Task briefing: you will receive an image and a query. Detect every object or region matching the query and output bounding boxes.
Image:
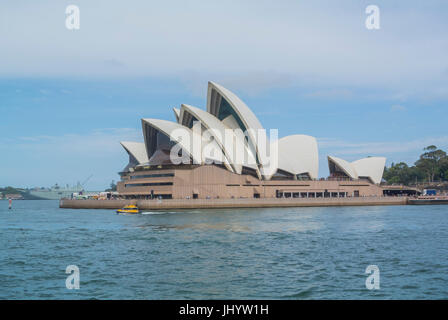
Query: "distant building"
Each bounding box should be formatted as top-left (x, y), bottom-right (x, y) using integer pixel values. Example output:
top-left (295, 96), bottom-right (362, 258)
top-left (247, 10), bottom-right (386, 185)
top-left (117, 82), bottom-right (387, 200)
top-left (5, 194), bottom-right (23, 200)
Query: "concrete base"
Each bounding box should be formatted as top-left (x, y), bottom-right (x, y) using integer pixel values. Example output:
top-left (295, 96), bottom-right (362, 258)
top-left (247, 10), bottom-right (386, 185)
top-left (60, 196), bottom-right (408, 210)
top-left (408, 199), bottom-right (448, 205)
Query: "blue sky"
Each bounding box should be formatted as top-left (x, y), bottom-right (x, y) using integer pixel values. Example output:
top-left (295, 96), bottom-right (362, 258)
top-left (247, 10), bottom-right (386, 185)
top-left (1, 1), bottom-right (448, 190)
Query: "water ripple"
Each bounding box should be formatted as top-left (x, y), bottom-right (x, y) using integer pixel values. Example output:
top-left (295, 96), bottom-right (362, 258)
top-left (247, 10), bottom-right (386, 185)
top-left (0, 200), bottom-right (447, 299)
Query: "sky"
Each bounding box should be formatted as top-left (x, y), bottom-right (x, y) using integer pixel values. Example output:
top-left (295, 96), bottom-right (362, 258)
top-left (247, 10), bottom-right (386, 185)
top-left (1, 0), bottom-right (448, 190)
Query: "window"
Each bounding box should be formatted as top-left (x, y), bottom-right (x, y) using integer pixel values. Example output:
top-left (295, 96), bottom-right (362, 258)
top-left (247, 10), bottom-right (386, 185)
top-left (296, 173), bottom-right (311, 181)
top-left (153, 194), bottom-right (172, 199)
top-left (130, 173), bottom-right (174, 179)
top-left (125, 182), bottom-right (173, 187)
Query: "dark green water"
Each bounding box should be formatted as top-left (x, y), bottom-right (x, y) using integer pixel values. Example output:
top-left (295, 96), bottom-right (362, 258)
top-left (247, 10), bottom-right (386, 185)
top-left (0, 200), bottom-right (447, 299)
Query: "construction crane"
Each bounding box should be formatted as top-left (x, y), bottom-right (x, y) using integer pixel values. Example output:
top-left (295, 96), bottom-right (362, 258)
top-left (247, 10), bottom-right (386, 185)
top-left (81, 175), bottom-right (93, 188)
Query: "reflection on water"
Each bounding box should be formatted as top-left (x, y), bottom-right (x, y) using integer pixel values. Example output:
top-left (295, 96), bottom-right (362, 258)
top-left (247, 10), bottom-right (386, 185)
top-left (137, 207), bottom-right (325, 233)
top-left (137, 223), bottom-right (251, 232)
top-left (1, 200), bottom-right (448, 299)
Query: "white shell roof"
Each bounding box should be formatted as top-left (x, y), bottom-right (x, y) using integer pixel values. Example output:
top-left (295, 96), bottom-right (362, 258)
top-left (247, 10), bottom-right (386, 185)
top-left (207, 81), bottom-right (264, 131)
top-left (352, 157), bottom-right (386, 185)
top-left (328, 156), bottom-right (359, 179)
top-left (141, 118), bottom-right (231, 168)
top-left (328, 155), bottom-right (386, 184)
top-left (277, 135), bottom-right (319, 180)
top-left (206, 81), bottom-right (271, 178)
top-left (120, 141), bottom-right (149, 164)
top-left (172, 107), bottom-right (180, 123)
top-left (179, 104), bottom-right (259, 175)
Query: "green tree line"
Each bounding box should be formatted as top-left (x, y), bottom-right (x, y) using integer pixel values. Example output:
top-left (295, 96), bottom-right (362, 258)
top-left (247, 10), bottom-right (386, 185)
top-left (0, 186), bottom-right (45, 200)
top-left (384, 145), bottom-right (448, 185)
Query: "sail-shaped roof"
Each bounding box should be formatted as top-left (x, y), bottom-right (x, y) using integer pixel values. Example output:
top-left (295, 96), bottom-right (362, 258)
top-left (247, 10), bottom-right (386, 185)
top-left (206, 81), bottom-right (273, 178)
top-left (328, 156), bottom-right (386, 184)
top-left (277, 135), bottom-right (319, 180)
top-left (141, 118), bottom-right (232, 170)
top-left (179, 104), bottom-right (259, 175)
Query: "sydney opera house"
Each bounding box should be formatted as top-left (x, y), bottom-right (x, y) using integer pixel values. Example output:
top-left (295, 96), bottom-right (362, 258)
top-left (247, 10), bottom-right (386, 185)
top-left (117, 82), bottom-right (387, 200)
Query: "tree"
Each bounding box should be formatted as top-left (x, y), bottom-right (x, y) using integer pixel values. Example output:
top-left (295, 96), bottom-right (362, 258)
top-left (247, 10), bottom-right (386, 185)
top-left (444, 169), bottom-right (448, 181)
top-left (383, 162), bottom-right (413, 185)
top-left (105, 180), bottom-right (117, 192)
top-left (408, 166), bottom-right (425, 184)
top-left (439, 157), bottom-right (448, 181)
top-left (383, 146), bottom-right (448, 185)
top-left (415, 145), bottom-right (447, 182)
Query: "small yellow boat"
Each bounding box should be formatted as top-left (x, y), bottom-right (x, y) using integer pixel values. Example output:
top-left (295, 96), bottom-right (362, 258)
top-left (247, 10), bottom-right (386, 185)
top-left (116, 205), bottom-right (139, 214)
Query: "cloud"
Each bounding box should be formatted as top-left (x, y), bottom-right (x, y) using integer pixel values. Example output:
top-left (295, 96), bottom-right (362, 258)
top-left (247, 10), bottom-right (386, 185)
top-left (0, 1), bottom-right (447, 98)
top-left (305, 89), bottom-right (353, 99)
top-left (390, 104), bottom-right (406, 112)
top-left (11, 128), bottom-right (142, 156)
top-left (317, 136), bottom-right (448, 158)
top-left (103, 58), bottom-right (126, 68)
top-left (178, 71), bottom-right (295, 97)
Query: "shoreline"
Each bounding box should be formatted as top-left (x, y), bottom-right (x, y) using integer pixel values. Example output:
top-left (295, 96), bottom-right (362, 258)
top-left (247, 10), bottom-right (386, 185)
top-left (59, 196), bottom-right (409, 210)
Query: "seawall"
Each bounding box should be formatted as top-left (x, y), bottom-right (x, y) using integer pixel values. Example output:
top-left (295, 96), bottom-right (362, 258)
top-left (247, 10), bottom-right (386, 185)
top-left (59, 196), bottom-right (408, 210)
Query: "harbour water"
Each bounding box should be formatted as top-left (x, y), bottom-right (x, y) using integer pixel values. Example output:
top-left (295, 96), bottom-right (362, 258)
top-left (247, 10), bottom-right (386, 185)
top-left (1, 200), bottom-right (447, 299)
